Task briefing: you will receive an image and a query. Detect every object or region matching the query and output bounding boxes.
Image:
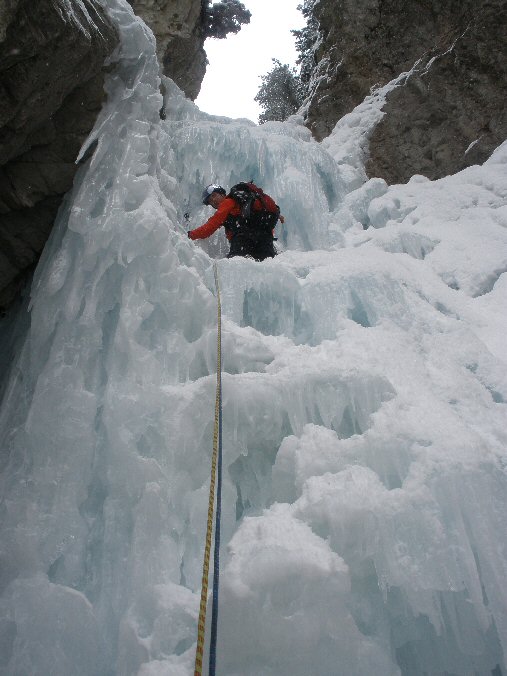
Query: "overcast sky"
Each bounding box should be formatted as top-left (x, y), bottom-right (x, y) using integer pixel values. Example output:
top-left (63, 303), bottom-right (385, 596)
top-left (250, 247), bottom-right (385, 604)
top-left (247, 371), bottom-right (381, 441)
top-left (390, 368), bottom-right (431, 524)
top-left (195, 0), bottom-right (305, 123)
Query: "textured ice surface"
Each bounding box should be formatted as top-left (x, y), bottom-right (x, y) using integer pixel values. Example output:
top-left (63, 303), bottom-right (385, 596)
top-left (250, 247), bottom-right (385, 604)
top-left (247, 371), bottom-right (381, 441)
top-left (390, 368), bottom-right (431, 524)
top-left (0, 1), bottom-right (507, 675)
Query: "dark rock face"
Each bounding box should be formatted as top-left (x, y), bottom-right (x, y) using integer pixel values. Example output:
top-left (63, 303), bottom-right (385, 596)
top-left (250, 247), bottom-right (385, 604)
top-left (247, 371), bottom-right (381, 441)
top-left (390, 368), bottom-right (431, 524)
top-left (304, 0), bottom-right (507, 183)
top-left (162, 32), bottom-right (206, 101)
top-left (0, 0), bottom-right (118, 312)
top-left (0, 0), bottom-right (207, 313)
top-left (128, 0), bottom-right (206, 100)
top-left (366, 4), bottom-right (507, 182)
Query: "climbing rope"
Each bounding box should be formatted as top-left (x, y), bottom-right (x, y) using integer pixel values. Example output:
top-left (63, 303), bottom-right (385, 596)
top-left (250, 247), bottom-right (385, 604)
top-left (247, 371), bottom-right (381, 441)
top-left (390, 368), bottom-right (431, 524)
top-left (194, 261), bottom-right (223, 676)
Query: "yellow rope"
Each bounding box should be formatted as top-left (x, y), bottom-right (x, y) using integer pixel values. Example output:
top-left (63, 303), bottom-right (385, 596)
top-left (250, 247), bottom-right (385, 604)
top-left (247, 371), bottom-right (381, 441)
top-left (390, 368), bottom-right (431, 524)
top-left (194, 261), bottom-right (222, 676)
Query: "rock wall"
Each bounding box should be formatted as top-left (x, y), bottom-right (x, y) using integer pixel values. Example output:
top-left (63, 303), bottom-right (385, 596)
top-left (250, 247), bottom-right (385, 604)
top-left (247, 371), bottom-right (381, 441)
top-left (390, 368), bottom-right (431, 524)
top-left (0, 0), bottom-right (210, 313)
top-left (366, 3), bottom-right (507, 183)
top-left (0, 0), bottom-right (119, 312)
top-left (128, 0), bottom-right (206, 100)
top-left (304, 0), bottom-right (507, 183)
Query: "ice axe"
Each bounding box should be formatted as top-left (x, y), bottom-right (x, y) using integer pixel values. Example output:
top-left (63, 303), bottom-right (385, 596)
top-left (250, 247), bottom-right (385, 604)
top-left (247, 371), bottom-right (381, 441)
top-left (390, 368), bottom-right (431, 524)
top-left (182, 196), bottom-right (192, 237)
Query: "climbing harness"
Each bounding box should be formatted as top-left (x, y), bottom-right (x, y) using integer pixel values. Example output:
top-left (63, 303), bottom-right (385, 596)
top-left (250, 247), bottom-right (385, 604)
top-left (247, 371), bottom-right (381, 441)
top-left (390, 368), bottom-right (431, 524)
top-left (194, 261), bottom-right (223, 676)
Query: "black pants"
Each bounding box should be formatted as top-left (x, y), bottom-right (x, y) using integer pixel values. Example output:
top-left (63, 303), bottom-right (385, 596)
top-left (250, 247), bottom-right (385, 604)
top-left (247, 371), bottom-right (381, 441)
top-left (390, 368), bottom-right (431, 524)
top-left (227, 232), bottom-right (277, 261)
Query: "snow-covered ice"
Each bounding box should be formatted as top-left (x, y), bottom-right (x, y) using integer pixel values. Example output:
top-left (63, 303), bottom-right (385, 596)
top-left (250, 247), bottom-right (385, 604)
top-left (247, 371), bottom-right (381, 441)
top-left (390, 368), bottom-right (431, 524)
top-left (0, 1), bottom-right (506, 675)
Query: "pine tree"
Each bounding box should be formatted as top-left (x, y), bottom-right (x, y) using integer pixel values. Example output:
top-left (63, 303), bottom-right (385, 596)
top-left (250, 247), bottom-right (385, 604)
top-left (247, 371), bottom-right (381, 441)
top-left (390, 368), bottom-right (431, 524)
top-left (255, 59), bottom-right (305, 123)
top-left (202, 1), bottom-right (251, 40)
top-left (255, 1), bottom-right (319, 123)
top-left (292, 0), bottom-right (319, 87)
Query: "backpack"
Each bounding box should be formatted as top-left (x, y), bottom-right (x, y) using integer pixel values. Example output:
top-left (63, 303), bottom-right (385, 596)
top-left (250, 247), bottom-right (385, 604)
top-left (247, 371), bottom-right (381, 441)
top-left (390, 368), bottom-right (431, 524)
top-left (227, 182), bottom-right (280, 235)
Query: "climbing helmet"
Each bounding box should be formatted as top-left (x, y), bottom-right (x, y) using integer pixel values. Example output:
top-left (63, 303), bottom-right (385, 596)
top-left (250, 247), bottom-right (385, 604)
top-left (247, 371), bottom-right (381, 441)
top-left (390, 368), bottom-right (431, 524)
top-left (202, 184), bottom-right (226, 205)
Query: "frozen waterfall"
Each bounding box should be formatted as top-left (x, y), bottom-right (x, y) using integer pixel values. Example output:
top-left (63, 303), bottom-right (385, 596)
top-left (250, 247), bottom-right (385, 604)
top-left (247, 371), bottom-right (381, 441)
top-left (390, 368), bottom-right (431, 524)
top-left (1, 1), bottom-right (507, 675)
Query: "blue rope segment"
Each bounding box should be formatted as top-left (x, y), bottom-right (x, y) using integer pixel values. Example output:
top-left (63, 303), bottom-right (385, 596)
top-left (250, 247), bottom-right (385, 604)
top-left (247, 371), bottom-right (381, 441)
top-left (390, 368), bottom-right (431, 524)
top-left (209, 262), bottom-right (223, 676)
top-left (209, 377), bottom-right (222, 675)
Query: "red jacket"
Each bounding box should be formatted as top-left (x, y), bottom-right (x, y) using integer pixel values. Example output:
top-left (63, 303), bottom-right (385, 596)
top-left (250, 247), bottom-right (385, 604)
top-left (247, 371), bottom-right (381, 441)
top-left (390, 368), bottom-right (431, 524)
top-left (189, 195), bottom-right (280, 241)
top-left (188, 197), bottom-right (240, 241)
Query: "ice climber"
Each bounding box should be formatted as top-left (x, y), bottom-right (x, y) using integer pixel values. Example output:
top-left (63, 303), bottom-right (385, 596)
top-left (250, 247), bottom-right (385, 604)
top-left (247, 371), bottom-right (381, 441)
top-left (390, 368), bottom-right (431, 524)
top-left (187, 182), bottom-right (284, 261)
